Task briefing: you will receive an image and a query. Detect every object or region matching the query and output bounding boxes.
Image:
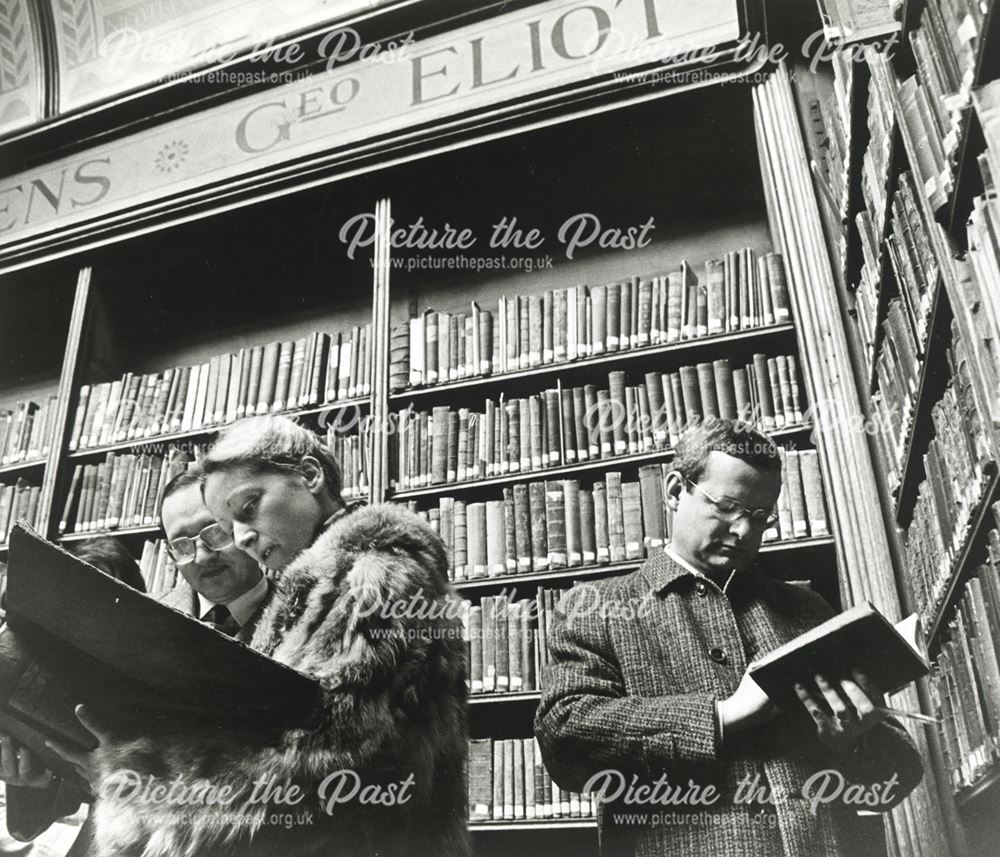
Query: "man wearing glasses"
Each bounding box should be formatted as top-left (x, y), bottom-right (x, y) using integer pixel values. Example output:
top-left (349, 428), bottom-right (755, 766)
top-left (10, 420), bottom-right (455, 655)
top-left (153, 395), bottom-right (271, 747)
top-left (159, 469), bottom-right (273, 641)
top-left (0, 469), bottom-right (273, 853)
top-left (535, 419), bottom-right (922, 857)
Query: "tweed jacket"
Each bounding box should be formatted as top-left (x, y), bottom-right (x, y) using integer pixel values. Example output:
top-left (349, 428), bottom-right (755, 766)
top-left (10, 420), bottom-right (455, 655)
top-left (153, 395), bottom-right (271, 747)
top-left (534, 551), bottom-right (923, 857)
top-left (90, 504), bottom-right (471, 857)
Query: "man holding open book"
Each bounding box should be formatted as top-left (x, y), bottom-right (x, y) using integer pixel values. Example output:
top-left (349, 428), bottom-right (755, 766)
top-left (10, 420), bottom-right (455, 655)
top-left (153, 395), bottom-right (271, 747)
top-left (535, 419), bottom-right (923, 857)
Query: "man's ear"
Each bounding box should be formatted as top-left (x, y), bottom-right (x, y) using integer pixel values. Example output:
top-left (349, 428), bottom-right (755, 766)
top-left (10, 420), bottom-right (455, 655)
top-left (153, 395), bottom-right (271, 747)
top-left (298, 456), bottom-right (326, 494)
top-left (664, 470), bottom-right (684, 512)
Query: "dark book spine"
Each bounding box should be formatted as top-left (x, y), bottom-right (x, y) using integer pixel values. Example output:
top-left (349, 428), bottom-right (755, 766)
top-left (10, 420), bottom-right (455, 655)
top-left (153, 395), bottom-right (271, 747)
top-left (513, 483), bottom-right (533, 572)
top-left (545, 481), bottom-right (567, 568)
top-left (713, 358), bottom-right (737, 420)
top-left (608, 372), bottom-right (628, 455)
top-left (528, 481), bottom-right (549, 571)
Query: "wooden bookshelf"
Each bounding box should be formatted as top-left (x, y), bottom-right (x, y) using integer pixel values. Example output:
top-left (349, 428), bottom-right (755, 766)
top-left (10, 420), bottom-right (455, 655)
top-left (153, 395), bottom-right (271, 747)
top-left (863, 127), bottom-right (906, 398)
top-left (0, 459), bottom-right (45, 477)
top-left (943, 0), bottom-right (1000, 239)
top-left (892, 284), bottom-right (951, 525)
top-left (469, 819), bottom-right (597, 832)
top-left (58, 524), bottom-right (161, 544)
top-left (469, 691), bottom-right (542, 706)
top-left (925, 464), bottom-right (1000, 649)
top-left (65, 398), bottom-right (371, 461)
top-left (391, 424), bottom-right (815, 501)
top-left (391, 324), bottom-right (797, 403)
top-left (453, 536), bottom-right (836, 595)
top-left (957, 765), bottom-right (1000, 811)
top-left (814, 8), bottom-right (1000, 852)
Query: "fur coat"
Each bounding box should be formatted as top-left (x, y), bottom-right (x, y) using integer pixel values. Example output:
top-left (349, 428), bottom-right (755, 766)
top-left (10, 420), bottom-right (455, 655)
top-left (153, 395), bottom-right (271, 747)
top-left (91, 504), bottom-right (470, 857)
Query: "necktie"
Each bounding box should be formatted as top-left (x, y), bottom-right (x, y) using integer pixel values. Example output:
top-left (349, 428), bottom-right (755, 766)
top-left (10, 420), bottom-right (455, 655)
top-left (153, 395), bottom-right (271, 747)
top-left (203, 604), bottom-right (240, 637)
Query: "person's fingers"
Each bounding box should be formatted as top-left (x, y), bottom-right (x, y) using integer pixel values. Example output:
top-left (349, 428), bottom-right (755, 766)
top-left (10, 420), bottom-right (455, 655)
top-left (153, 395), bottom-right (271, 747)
top-left (43, 738), bottom-right (85, 768)
top-left (75, 705), bottom-right (113, 746)
top-left (839, 677), bottom-right (876, 719)
top-left (814, 674), bottom-right (851, 726)
top-left (851, 669), bottom-right (881, 700)
top-left (0, 734), bottom-right (17, 777)
top-left (794, 682), bottom-right (827, 723)
top-left (16, 747), bottom-right (42, 781)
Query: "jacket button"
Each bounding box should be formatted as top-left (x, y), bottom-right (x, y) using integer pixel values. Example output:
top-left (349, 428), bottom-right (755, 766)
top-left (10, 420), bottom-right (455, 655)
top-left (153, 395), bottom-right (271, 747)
top-left (695, 581), bottom-right (708, 597)
top-left (709, 646), bottom-right (727, 663)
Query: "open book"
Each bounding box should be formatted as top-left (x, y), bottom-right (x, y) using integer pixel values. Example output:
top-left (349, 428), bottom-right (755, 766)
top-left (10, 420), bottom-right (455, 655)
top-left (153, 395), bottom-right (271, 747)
top-left (748, 602), bottom-right (929, 709)
top-left (0, 524), bottom-right (322, 789)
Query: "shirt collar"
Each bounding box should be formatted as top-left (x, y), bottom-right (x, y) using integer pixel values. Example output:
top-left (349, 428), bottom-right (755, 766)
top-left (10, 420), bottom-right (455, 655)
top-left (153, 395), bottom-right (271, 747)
top-left (197, 573), bottom-right (268, 627)
top-left (645, 543), bottom-right (756, 595)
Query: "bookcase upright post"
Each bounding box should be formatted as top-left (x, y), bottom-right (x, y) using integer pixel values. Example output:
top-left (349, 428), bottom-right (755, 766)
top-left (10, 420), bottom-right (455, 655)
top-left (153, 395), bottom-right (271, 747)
top-left (37, 267), bottom-right (91, 541)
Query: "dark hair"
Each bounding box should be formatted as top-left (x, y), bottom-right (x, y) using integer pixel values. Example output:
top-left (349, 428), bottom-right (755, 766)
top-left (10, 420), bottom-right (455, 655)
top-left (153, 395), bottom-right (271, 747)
top-left (203, 416), bottom-right (344, 502)
top-left (671, 418), bottom-right (781, 484)
top-left (68, 537), bottom-right (146, 593)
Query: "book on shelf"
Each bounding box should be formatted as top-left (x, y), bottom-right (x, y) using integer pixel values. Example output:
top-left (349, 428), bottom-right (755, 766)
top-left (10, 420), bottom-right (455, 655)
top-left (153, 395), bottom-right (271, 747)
top-left (68, 326), bottom-right (373, 452)
top-left (929, 551), bottom-right (1000, 792)
top-left (410, 456), bottom-right (829, 583)
top-left (0, 397), bottom-right (58, 466)
top-left (0, 480), bottom-right (42, 547)
top-left (324, 424), bottom-right (370, 501)
top-left (463, 587), bottom-right (562, 696)
top-left (388, 354), bottom-right (805, 492)
top-left (817, 0), bottom-right (901, 43)
top-left (888, 0), bottom-right (987, 218)
top-left (951, 102), bottom-right (1000, 439)
top-left (138, 538), bottom-right (179, 596)
top-left (467, 737), bottom-right (593, 822)
top-left (0, 526), bottom-right (322, 789)
top-left (59, 448), bottom-right (192, 535)
top-left (749, 602), bottom-right (930, 711)
top-left (395, 251), bottom-right (793, 390)
top-left (903, 330), bottom-right (996, 619)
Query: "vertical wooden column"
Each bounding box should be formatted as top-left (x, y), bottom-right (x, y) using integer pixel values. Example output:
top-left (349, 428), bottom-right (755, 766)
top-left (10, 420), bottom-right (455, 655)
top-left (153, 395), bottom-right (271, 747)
top-left (753, 64), bottom-right (901, 618)
top-left (368, 198), bottom-right (392, 504)
top-left (37, 267), bottom-right (91, 539)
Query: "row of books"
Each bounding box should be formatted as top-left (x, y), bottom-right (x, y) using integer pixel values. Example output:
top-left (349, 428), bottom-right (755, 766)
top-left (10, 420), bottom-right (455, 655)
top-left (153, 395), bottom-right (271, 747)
top-left (406, 453), bottom-right (829, 582)
top-left (929, 554), bottom-right (1000, 792)
top-left (858, 48), bottom-right (896, 266)
top-left (394, 251), bottom-right (792, 390)
top-left (958, 93), bottom-right (1000, 440)
top-left (869, 297), bottom-right (923, 481)
top-left (389, 355), bottom-right (805, 492)
top-left (464, 588), bottom-right (562, 694)
top-left (903, 334), bottom-right (994, 619)
top-left (69, 325), bottom-right (373, 451)
top-left (0, 397), bottom-right (58, 467)
top-left (58, 449), bottom-right (192, 534)
top-left (0, 479), bottom-right (42, 547)
top-left (886, 171), bottom-right (938, 353)
top-left (60, 421), bottom-right (370, 537)
top-left (855, 171), bottom-right (940, 389)
top-left (467, 737), bottom-right (594, 822)
top-left (327, 431), bottom-right (369, 502)
top-left (902, 0), bottom-right (986, 212)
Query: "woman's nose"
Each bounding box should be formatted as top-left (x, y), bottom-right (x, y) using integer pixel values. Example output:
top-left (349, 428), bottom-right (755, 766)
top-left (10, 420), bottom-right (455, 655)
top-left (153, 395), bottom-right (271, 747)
top-left (232, 520), bottom-right (257, 551)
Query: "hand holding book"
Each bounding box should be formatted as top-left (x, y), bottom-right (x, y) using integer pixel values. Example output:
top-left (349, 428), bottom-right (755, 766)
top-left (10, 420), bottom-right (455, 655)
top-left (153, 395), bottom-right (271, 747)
top-left (0, 732), bottom-right (55, 789)
top-left (44, 704), bottom-right (108, 796)
top-left (793, 670), bottom-right (887, 755)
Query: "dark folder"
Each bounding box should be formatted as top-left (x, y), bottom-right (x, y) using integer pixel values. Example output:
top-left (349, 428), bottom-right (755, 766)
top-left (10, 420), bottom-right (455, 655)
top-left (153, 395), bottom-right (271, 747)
top-left (748, 601), bottom-right (930, 709)
top-left (0, 524), bottom-right (323, 787)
